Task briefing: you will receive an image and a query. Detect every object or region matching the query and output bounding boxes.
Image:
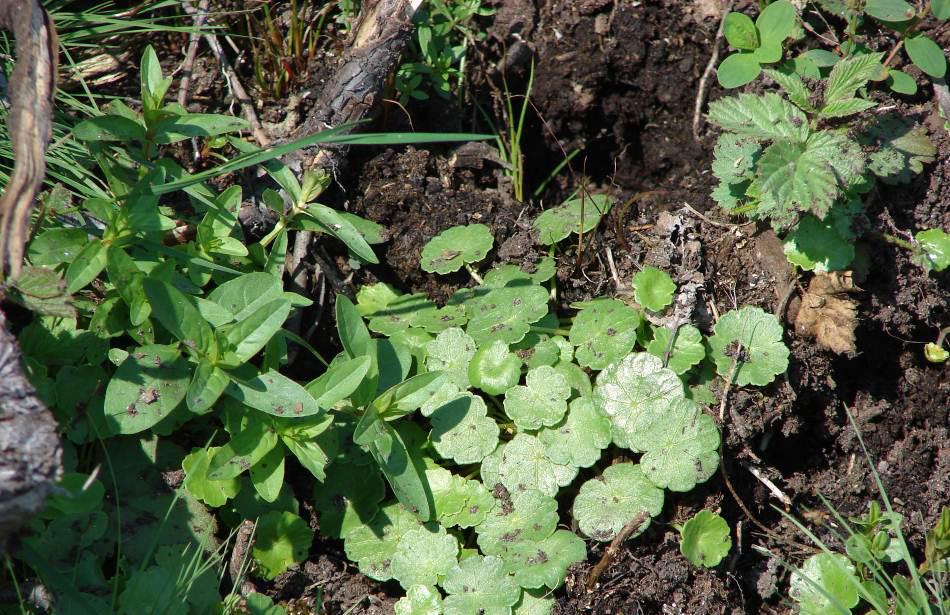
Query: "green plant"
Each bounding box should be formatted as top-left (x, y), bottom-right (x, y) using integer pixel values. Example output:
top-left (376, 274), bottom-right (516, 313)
top-left (247, 0), bottom-right (321, 99)
top-left (924, 327), bottom-right (950, 364)
top-left (677, 510), bottom-right (733, 568)
top-left (718, 0), bottom-right (799, 88)
top-left (395, 0), bottom-right (493, 104)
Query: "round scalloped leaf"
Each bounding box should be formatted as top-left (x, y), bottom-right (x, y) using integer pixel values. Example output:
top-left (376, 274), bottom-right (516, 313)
top-left (420, 381), bottom-right (463, 417)
top-left (436, 476), bottom-right (495, 529)
top-left (632, 397), bottom-right (721, 492)
top-left (476, 489), bottom-right (559, 556)
top-left (312, 461), bottom-right (385, 539)
top-left (592, 352), bottom-right (685, 450)
top-left (538, 397), bottom-right (611, 468)
top-left (426, 328), bottom-right (477, 388)
top-left (514, 589), bottom-right (554, 614)
top-left (356, 282), bottom-right (402, 315)
top-left (427, 467), bottom-right (468, 519)
top-left (368, 293), bottom-right (468, 335)
top-left (182, 447), bottom-right (241, 508)
top-left (252, 511), bottom-right (314, 580)
top-left (569, 298), bottom-right (641, 369)
top-left (442, 555), bottom-right (522, 615)
top-left (470, 340), bottom-right (523, 395)
top-left (495, 433), bottom-right (577, 496)
top-left (343, 503), bottom-right (424, 581)
top-left (430, 394), bottom-right (500, 464)
top-left (554, 360), bottom-right (592, 397)
top-left (708, 306), bottom-right (789, 386)
top-left (395, 585), bottom-right (444, 615)
top-left (572, 462), bottom-right (664, 542)
top-left (421, 224), bottom-right (494, 274)
top-left (503, 366), bottom-right (570, 430)
top-left (465, 285), bottom-right (550, 346)
top-left (391, 525), bottom-right (459, 589)
top-left (534, 194), bottom-right (614, 245)
top-left (504, 529), bottom-right (586, 590)
top-left (633, 267), bottom-right (677, 312)
top-left (915, 228), bottom-right (949, 273)
top-left (646, 325), bottom-right (706, 375)
top-left (515, 334), bottom-right (561, 369)
top-left (789, 553), bottom-right (860, 614)
top-left (679, 510), bottom-right (732, 568)
top-left (479, 443), bottom-right (504, 489)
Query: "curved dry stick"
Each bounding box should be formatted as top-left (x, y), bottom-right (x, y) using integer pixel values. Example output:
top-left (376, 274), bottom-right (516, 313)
top-left (0, 0), bottom-right (62, 549)
top-left (0, 0), bottom-right (57, 279)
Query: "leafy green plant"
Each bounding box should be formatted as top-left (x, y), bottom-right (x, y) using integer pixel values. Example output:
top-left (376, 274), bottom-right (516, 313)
top-left (246, 0), bottom-right (321, 99)
top-left (534, 194), bottom-right (615, 246)
top-left (632, 266), bottom-right (676, 313)
top-left (677, 510), bottom-right (733, 568)
top-left (718, 0), bottom-right (799, 88)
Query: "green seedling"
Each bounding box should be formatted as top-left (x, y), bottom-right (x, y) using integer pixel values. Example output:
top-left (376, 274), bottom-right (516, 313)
top-left (647, 324), bottom-right (706, 374)
top-left (790, 552), bottom-right (862, 614)
top-left (534, 194), bottom-right (615, 245)
top-left (707, 306), bottom-right (790, 387)
top-left (718, 0), bottom-right (798, 88)
top-left (252, 511), bottom-right (313, 579)
top-left (924, 327), bottom-right (950, 364)
top-left (677, 510), bottom-right (732, 568)
top-left (632, 266), bottom-right (677, 312)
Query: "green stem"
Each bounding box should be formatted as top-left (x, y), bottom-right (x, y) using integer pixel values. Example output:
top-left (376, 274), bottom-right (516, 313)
top-left (530, 325), bottom-right (571, 336)
top-left (464, 263), bottom-right (484, 285)
top-left (882, 232), bottom-right (913, 251)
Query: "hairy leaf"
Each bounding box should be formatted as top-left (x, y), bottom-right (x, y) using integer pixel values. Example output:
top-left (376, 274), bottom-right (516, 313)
top-left (573, 463), bottom-right (664, 541)
top-left (706, 93), bottom-right (809, 141)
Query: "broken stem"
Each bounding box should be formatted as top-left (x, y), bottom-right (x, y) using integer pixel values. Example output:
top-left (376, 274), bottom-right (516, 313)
top-left (464, 263), bottom-right (484, 285)
top-left (586, 510), bottom-right (650, 591)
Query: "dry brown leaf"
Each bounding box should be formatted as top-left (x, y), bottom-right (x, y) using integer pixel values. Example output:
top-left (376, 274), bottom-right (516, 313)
top-left (794, 272), bottom-right (860, 355)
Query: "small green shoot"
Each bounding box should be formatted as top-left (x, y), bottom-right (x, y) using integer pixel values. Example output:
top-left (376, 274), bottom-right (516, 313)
top-left (718, 1), bottom-right (798, 88)
top-left (677, 510), bottom-right (732, 568)
top-left (534, 194), bottom-right (615, 245)
top-left (632, 266), bottom-right (676, 312)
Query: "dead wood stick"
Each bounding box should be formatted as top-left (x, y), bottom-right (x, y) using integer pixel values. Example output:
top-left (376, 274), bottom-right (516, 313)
top-left (180, 0), bottom-right (270, 147)
top-left (586, 510), bottom-right (650, 590)
top-left (176, 0), bottom-right (209, 106)
top-left (692, 0), bottom-right (733, 141)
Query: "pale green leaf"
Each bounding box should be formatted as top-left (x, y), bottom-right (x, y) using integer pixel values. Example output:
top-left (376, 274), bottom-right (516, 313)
top-left (493, 434), bottom-right (577, 497)
top-left (465, 285), bottom-right (549, 345)
top-left (708, 306), bottom-right (789, 386)
top-left (227, 369), bottom-right (321, 417)
top-left (442, 555), bottom-right (522, 615)
top-left (503, 366), bottom-right (570, 430)
top-left (679, 510), bottom-right (732, 568)
top-left (475, 489), bottom-right (559, 555)
top-left (343, 503), bottom-right (424, 581)
top-left (426, 327), bottom-right (477, 388)
top-left (763, 68), bottom-right (814, 111)
top-left (723, 12), bottom-right (758, 49)
top-left (252, 511), bottom-right (313, 579)
top-left (395, 585), bottom-right (444, 615)
top-left (572, 462), bottom-right (664, 542)
top-left (182, 448), bottom-right (241, 508)
top-left (569, 298), bottom-right (641, 369)
top-left (391, 525), bottom-right (459, 589)
top-left (421, 224), bottom-right (494, 273)
top-left (789, 553), bottom-right (860, 614)
top-left (783, 215), bottom-right (855, 272)
top-left (646, 325), bottom-right (706, 374)
top-left (430, 394), bottom-right (500, 464)
top-left (538, 397), bottom-right (611, 468)
top-left (469, 340), bottom-right (523, 395)
top-left (534, 194), bottom-right (614, 245)
top-left (504, 530), bottom-right (586, 590)
top-left (632, 267), bottom-right (676, 312)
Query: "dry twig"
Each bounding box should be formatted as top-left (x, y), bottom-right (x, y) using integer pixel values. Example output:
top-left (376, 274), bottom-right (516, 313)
top-left (586, 510), bottom-right (650, 591)
top-left (693, 0), bottom-right (733, 141)
top-left (176, 0), bottom-right (209, 106)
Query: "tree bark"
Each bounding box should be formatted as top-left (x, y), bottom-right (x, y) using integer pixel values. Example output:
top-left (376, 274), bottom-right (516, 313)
top-left (0, 0), bottom-right (62, 550)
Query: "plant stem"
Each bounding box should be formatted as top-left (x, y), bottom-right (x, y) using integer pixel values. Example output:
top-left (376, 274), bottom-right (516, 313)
top-left (529, 325), bottom-right (571, 336)
top-left (882, 232), bottom-right (913, 250)
top-left (464, 263), bottom-right (484, 285)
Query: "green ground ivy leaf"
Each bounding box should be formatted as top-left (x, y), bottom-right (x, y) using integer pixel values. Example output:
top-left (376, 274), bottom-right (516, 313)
top-left (207, 415), bottom-right (278, 479)
top-left (504, 530), bottom-right (586, 590)
top-left (420, 381), bottom-right (464, 417)
top-left (631, 397), bottom-right (721, 492)
top-left (430, 394), bottom-right (500, 464)
top-left (514, 589), bottom-right (554, 615)
top-left (252, 511), bottom-right (314, 580)
top-left (783, 215), bottom-right (855, 272)
top-left (708, 306), bottom-right (789, 386)
top-left (476, 489), bottom-right (559, 556)
top-left (391, 525), bottom-right (459, 589)
top-left (104, 344), bottom-right (190, 434)
top-left (469, 339), bottom-right (523, 395)
top-left (421, 224), bottom-right (494, 274)
top-left (503, 365), bottom-right (570, 430)
top-left (646, 325), bottom-right (706, 374)
top-left (534, 194), bottom-right (615, 245)
top-left (569, 298), bottom-right (641, 369)
top-left (442, 555), bottom-right (522, 615)
top-left (494, 433), bottom-right (577, 496)
top-left (313, 459), bottom-right (385, 539)
top-left (789, 553), bottom-right (860, 615)
top-left (426, 327), bottom-right (477, 388)
top-left (182, 447), bottom-right (241, 507)
top-left (915, 228), bottom-right (950, 273)
top-left (465, 285), bottom-right (550, 346)
top-left (395, 585), bottom-right (444, 615)
top-left (592, 352), bottom-right (685, 449)
top-left (343, 503), bottom-right (424, 581)
top-left (572, 462), bottom-right (664, 542)
top-left (538, 397), bottom-right (612, 469)
top-left (438, 477), bottom-right (494, 529)
top-left (633, 267), bottom-right (676, 312)
top-left (679, 510), bottom-right (732, 568)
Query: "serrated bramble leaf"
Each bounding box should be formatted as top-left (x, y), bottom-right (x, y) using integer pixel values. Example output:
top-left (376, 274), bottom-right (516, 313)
top-left (679, 510), bottom-right (732, 568)
top-left (717, 52), bottom-right (762, 88)
top-left (476, 489), bottom-right (559, 556)
top-left (421, 224), bottom-right (494, 274)
top-left (395, 585), bottom-right (444, 615)
top-left (430, 394), bottom-right (500, 464)
top-left (538, 397), bottom-right (611, 468)
top-left (592, 352), bottom-right (685, 450)
top-left (503, 366), bottom-right (570, 430)
top-left (707, 93), bottom-right (809, 141)
top-left (465, 285), bottom-right (549, 345)
top-left (823, 52), bottom-right (884, 106)
top-left (862, 114), bottom-right (936, 185)
top-left (818, 97), bottom-right (877, 119)
top-left (494, 433), bottom-right (577, 497)
top-left (344, 503), bottom-right (424, 581)
top-left (708, 306), bottom-right (789, 386)
top-left (646, 325), bottom-right (706, 374)
top-left (572, 463), bottom-right (664, 541)
top-left (469, 340), bottom-right (523, 395)
top-left (391, 525), bottom-right (459, 589)
top-left (426, 327), bottom-right (477, 388)
top-left (442, 555), bottom-right (522, 615)
top-left (252, 511), bottom-right (313, 580)
top-left (633, 267), bottom-right (676, 312)
top-left (632, 397), bottom-right (721, 492)
top-left (569, 298), bottom-right (641, 369)
top-left (534, 194), bottom-right (614, 245)
top-left (763, 68), bottom-right (814, 111)
top-left (504, 530), bottom-right (586, 590)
